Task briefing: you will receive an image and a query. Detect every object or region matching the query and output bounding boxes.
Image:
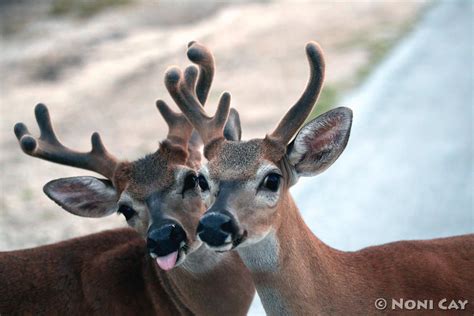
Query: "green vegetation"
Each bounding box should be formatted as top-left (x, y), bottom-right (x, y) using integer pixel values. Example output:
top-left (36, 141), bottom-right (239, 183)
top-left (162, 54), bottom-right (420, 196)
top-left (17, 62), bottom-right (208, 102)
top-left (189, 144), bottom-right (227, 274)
top-left (355, 38), bottom-right (393, 82)
top-left (50, 0), bottom-right (133, 18)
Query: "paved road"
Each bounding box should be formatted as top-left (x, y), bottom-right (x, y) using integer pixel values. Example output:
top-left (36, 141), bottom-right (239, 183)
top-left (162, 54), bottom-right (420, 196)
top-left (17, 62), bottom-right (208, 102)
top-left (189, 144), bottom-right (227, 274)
top-left (251, 1), bottom-right (472, 314)
top-left (294, 1), bottom-right (473, 250)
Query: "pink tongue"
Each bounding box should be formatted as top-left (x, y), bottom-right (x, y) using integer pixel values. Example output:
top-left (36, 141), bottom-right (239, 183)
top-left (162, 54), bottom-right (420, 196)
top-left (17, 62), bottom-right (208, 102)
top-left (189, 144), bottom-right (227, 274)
top-left (156, 251), bottom-right (178, 271)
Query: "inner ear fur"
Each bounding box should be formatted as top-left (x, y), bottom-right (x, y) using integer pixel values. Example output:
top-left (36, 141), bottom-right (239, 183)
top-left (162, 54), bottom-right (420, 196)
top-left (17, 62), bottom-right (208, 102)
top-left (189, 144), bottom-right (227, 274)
top-left (43, 176), bottom-right (119, 218)
top-left (287, 107), bottom-right (353, 177)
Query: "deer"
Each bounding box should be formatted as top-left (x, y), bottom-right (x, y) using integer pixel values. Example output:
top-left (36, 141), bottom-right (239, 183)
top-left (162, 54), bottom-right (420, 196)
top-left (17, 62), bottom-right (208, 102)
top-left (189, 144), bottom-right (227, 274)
top-left (0, 42), bottom-right (255, 315)
top-left (163, 41), bottom-right (474, 315)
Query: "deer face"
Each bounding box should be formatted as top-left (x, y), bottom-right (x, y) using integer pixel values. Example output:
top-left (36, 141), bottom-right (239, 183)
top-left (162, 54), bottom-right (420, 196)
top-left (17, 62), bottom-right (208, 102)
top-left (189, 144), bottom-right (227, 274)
top-left (14, 103), bottom-right (208, 271)
top-left (169, 42), bottom-right (352, 252)
top-left (42, 141), bottom-right (204, 271)
top-left (15, 100), bottom-right (240, 271)
top-left (14, 42), bottom-right (234, 270)
top-left (197, 140), bottom-right (282, 249)
top-left (197, 109), bottom-right (352, 251)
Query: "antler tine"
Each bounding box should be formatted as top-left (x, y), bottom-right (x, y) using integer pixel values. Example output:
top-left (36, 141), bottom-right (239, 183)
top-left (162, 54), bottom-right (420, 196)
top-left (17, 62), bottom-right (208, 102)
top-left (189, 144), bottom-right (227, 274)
top-left (164, 66), bottom-right (231, 148)
top-left (187, 41), bottom-right (215, 105)
top-left (155, 100), bottom-right (193, 148)
top-left (155, 64), bottom-right (197, 150)
top-left (269, 42), bottom-right (325, 145)
top-left (184, 64), bottom-right (199, 91)
top-left (14, 103), bottom-right (118, 179)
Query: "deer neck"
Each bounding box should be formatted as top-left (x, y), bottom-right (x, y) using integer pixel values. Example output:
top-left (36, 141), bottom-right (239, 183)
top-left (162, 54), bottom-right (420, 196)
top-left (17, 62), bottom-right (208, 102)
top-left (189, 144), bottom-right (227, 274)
top-left (154, 244), bottom-right (254, 316)
top-left (237, 194), bottom-right (355, 315)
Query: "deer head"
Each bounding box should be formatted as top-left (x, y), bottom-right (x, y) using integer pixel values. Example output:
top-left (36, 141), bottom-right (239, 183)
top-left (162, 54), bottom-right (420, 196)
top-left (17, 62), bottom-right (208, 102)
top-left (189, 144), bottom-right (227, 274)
top-left (13, 42), bottom-right (242, 270)
top-left (169, 42), bottom-right (352, 250)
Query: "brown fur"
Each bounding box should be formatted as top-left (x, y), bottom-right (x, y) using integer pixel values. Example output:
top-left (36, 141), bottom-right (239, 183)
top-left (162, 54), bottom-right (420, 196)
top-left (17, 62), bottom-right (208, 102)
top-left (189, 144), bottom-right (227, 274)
top-left (177, 40), bottom-right (473, 314)
top-left (254, 195), bottom-right (474, 315)
top-left (0, 228), bottom-right (254, 315)
top-left (202, 140), bottom-right (474, 314)
top-left (208, 140), bottom-right (266, 180)
top-left (7, 41), bottom-right (255, 315)
top-left (4, 121), bottom-right (256, 315)
top-left (125, 144), bottom-right (184, 199)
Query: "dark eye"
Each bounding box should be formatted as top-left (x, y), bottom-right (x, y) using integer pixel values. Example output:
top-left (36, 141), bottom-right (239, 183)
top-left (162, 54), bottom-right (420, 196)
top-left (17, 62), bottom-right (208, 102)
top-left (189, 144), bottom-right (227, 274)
top-left (118, 205), bottom-right (136, 221)
top-left (261, 173), bottom-right (281, 192)
top-left (183, 174), bottom-right (197, 192)
top-left (197, 175), bottom-right (209, 191)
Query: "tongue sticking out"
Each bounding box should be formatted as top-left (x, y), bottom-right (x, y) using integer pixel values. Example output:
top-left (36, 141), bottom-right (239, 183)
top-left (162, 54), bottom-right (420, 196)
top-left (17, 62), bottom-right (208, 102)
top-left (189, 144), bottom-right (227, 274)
top-left (156, 251), bottom-right (178, 271)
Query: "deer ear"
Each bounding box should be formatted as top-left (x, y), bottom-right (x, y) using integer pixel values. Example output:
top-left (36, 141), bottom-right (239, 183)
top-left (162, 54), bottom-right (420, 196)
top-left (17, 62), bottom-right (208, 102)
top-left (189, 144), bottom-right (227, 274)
top-left (287, 107), bottom-right (352, 177)
top-left (223, 108), bottom-right (242, 141)
top-left (43, 176), bottom-right (119, 218)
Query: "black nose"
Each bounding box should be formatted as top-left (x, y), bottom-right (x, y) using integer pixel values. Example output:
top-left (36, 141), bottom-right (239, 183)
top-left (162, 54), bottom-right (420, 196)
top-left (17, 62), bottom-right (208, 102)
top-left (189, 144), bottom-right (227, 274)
top-left (196, 211), bottom-right (239, 247)
top-left (147, 224), bottom-right (186, 256)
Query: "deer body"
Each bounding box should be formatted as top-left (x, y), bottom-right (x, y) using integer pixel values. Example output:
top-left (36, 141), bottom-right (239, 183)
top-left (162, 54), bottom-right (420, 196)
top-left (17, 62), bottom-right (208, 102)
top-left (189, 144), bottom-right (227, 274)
top-left (0, 228), bottom-right (253, 315)
top-left (167, 41), bottom-right (474, 315)
top-left (237, 195), bottom-right (474, 315)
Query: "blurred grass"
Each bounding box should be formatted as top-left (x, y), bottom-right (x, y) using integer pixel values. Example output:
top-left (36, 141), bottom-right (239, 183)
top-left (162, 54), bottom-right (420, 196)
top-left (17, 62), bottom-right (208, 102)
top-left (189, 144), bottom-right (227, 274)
top-left (21, 188), bottom-right (34, 201)
top-left (355, 39), bottom-right (393, 81)
top-left (353, 22), bottom-right (416, 84)
top-left (50, 0), bottom-right (133, 17)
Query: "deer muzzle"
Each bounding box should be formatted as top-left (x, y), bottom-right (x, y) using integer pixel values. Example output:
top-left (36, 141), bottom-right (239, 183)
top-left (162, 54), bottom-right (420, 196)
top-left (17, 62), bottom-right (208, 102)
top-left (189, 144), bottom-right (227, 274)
top-left (147, 222), bottom-right (187, 271)
top-left (196, 210), bottom-right (240, 249)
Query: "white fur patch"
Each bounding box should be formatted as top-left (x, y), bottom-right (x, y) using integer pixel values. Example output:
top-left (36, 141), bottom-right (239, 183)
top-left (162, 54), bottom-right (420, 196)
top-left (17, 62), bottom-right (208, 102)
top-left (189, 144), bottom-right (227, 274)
top-left (237, 231), bottom-right (289, 315)
top-left (237, 230), bottom-right (279, 273)
top-left (288, 122), bottom-right (313, 164)
top-left (257, 285), bottom-right (289, 316)
top-left (182, 243), bottom-right (225, 273)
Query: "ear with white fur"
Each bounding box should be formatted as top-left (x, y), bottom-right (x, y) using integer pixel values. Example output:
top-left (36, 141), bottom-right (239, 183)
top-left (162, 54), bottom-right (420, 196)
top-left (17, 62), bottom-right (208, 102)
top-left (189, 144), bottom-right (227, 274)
top-left (287, 107), bottom-right (352, 177)
top-left (43, 176), bottom-right (119, 217)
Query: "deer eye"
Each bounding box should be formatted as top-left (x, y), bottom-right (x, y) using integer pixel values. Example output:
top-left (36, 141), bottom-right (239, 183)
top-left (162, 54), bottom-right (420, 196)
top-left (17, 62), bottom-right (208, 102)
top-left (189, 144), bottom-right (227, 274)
top-left (261, 173), bottom-right (281, 192)
top-left (197, 175), bottom-right (209, 191)
top-left (118, 205), bottom-right (136, 221)
top-left (183, 174), bottom-right (197, 192)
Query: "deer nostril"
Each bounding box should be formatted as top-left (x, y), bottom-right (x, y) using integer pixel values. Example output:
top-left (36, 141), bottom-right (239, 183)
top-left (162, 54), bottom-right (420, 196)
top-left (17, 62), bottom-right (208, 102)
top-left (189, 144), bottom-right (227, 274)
top-left (147, 223), bottom-right (187, 257)
top-left (170, 225), bottom-right (186, 243)
top-left (199, 212), bottom-right (232, 232)
top-left (154, 224), bottom-right (175, 241)
top-left (147, 237), bottom-right (158, 251)
top-left (220, 220), bottom-right (235, 234)
top-left (197, 211), bottom-right (239, 247)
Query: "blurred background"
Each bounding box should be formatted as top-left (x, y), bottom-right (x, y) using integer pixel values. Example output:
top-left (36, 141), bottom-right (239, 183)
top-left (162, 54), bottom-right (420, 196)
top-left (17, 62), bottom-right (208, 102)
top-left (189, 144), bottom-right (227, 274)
top-left (0, 0), bottom-right (472, 314)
